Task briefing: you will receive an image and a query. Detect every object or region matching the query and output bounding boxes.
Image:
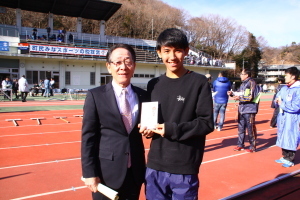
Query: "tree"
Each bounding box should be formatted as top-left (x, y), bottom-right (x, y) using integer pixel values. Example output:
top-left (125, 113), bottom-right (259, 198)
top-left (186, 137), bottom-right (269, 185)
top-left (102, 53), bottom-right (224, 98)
top-left (185, 14), bottom-right (248, 60)
top-left (235, 33), bottom-right (262, 77)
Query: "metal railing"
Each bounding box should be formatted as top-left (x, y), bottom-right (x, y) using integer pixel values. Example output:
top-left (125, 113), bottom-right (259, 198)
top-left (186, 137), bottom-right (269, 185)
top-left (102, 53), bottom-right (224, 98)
top-left (0, 25), bottom-right (19, 37)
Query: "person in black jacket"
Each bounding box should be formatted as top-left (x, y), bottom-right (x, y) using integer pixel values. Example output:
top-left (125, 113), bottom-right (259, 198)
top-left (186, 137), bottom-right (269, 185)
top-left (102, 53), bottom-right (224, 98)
top-left (270, 76), bottom-right (286, 128)
top-left (140, 28), bottom-right (214, 200)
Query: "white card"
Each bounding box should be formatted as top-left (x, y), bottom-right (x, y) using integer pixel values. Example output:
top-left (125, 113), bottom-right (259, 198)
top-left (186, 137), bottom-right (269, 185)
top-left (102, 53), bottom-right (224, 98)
top-left (140, 102), bottom-right (158, 130)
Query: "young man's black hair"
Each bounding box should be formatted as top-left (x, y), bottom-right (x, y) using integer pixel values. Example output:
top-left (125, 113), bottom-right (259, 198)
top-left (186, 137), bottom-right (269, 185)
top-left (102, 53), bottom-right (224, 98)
top-left (277, 76), bottom-right (285, 83)
top-left (220, 71), bottom-right (228, 77)
top-left (285, 67), bottom-right (299, 80)
top-left (156, 28), bottom-right (189, 50)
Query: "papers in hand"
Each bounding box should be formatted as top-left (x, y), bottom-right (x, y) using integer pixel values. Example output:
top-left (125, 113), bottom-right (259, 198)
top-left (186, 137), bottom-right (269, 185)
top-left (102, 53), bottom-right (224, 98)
top-left (140, 102), bottom-right (158, 130)
top-left (233, 91), bottom-right (243, 96)
top-left (81, 177), bottom-right (119, 200)
top-left (212, 91), bottom-right (218, 98)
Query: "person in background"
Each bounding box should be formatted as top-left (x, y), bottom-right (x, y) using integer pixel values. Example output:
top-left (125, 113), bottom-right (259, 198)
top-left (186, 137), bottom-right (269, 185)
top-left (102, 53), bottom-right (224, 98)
top-left (263, 83), bottom-right (268, 93)
top-left (12, 78), bottom-right (19, 99)
top-left (228, 68), bottom-right (259, 153)
top-left (46, 27), bottom-right (51, 41)
top-left (270, 76), bottom-right (286, 128)
top-left (38, 79), bottom-right (44, 96)
top-left (274, 67), bottom-right (300, 168)
top-left (18, 75), bottom-right (29, 102)
top-left (140, 28), bottom-right (214, 200)
top-left (2, 77), bottom-right (12, 99)
top-left (231, 81), bottom-right (236, 91)
top-left (43, 77), bottom-right (50, 98)
top-left (213, 71), bottom-right (231, 131)
top-left (81, 44), bottom-right (148, 200)
top-left (32, 28), bottom-right (37, 40)
top-left (50, 78), bottom-right (55, 96)
top-left (205, 73), bottom-right (213, 90)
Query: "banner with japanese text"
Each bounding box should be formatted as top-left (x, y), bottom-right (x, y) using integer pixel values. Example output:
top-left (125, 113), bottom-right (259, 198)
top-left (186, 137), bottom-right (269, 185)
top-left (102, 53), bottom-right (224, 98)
top-left (29, 44), bottom-right (108, 56)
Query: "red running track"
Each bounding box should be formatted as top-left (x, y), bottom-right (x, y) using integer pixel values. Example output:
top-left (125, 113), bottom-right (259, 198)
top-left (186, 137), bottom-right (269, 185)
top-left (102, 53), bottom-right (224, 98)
top-left (0, 101), bottom-right (299, 200)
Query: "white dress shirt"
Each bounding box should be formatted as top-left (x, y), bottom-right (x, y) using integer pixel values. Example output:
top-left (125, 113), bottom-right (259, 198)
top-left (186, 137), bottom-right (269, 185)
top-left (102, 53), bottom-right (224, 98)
top-left (112, 80), bottom-right (139, 131)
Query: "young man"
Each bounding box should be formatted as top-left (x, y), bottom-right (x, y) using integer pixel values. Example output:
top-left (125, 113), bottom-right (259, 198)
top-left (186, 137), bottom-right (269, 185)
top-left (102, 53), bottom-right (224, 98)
top-left (213, 71), bottom-right (231, 131)
top-left (81, 44), bottom-right (148, 200)
top-left (274, 67), bottom-right (300, 168)
top-left (140, 28), bottom-right (214, 199)
top-left (228, 68), bottom-right (259, 153)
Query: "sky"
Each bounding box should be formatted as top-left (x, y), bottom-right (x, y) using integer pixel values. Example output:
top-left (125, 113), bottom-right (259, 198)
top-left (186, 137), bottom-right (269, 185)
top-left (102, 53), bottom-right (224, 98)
top-left (161, 0), bottom-right (300, 48)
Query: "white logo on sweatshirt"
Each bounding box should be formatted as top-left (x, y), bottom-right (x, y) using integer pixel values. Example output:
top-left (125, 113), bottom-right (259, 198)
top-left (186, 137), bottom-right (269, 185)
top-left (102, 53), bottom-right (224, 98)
top-left (177, 95), bottom-right (185, 102)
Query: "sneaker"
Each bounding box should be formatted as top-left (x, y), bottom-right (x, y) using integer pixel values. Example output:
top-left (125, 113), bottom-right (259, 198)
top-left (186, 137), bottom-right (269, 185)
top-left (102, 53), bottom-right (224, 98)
top-left (217, 127), bottom-right (221, 131)
top-left (275, 157), bottom-right (285, 164)
top-left (215, 126), bottom-right (218, 129)
top-left (282, 160), bottom-right (294, 168)
top-left (246, 149), bottom-right (255, 153)
top-left (233, 146), bottom-right (244, 151)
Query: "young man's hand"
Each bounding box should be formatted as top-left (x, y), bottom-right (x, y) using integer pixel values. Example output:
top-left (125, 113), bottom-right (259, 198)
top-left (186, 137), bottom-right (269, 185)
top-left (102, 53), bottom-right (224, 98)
top-left (152, 124), bottom-right (165, 137)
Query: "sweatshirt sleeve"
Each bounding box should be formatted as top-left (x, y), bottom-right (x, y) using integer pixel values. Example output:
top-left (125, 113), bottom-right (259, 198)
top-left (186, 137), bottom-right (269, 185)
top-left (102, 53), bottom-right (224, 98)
top-left (164, 81), bottom-right (214, 141)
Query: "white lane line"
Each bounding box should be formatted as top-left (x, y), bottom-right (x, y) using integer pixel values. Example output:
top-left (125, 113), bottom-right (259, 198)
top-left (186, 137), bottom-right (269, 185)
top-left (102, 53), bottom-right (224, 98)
top-left (7, 146), bottom-right (278, 200)
top-left (0, 158), bottom-right (80, 170)
top-left (11, 186), bottom-right (87, 200)
top-left (0, 141), bottom-right (80, 150)
top-left (0, 130), bottom-right (81, 137)
top-left (206, 128), bottom-right (276, 142)
top-left (203, 145), bottom-right (276, 164)
top-left (0, 122), bottom-right (82, 129)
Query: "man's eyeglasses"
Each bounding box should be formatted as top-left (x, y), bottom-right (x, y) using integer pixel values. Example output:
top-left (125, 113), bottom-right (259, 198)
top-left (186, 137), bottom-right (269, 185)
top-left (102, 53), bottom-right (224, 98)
top-left (110, 60), bottom-right (133, 67)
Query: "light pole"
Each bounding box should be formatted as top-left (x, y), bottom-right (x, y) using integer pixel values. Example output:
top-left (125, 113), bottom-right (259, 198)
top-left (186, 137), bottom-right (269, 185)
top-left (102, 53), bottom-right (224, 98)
top-left (242, 58), bottom-right (248, 70)
top-left (279, 60), bottom-right (284, 77)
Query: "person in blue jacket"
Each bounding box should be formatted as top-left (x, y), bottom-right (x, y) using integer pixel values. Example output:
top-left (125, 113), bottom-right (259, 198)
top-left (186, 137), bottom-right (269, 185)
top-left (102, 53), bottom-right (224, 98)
top-left (213, 71), bottom-right (231, 131)
top-left (275, 67), bottom-right (300, 168)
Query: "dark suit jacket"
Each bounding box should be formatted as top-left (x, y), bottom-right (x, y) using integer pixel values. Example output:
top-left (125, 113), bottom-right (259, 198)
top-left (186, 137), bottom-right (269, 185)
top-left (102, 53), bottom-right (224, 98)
top-left (81, 82), bottom-right (148, 190)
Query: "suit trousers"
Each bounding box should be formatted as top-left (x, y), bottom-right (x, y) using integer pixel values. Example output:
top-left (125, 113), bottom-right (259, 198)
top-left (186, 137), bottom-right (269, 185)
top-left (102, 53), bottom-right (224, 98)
top-left (237, 113), bottom-right (257, 150)
top-left (92, 168), bottom-right (140, 200)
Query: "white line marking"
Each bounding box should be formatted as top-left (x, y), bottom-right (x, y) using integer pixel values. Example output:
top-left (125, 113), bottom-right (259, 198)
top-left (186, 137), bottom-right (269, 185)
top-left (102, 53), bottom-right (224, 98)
top-left (0, 130), bottom-right (81, 137)
top-left (0, 158), bottom-right (80, 170)
top-left (0, 141), bottom-right (80, 150)
top-left (6, 146), bottom-right (278, 199)
top-left (203, 145), bottom-right (276, 164)
top-left (0, 122), bottom-right (82, 129)
top-left (206, 128), bottom-right (276, 142)
top-left (10, 186), bottom-right (87, 200)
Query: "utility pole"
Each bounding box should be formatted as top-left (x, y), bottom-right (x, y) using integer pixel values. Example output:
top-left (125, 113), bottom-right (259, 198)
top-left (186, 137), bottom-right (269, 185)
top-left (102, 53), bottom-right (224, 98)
top-left (151, 18), bottom-right (153, 40)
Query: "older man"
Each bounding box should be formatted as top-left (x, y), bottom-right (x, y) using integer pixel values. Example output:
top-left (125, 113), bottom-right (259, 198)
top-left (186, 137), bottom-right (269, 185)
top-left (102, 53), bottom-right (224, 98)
top-left (228, 68), bottom-right (259, 153)
top-left (81, 44), bottom-right (148, 200)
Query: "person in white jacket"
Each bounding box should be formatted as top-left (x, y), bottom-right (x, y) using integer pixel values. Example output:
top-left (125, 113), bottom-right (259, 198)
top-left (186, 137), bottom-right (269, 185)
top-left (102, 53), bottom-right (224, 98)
top-left (18, 75), bottom-right (29, 102)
